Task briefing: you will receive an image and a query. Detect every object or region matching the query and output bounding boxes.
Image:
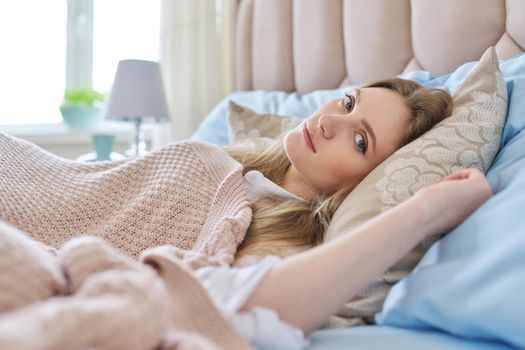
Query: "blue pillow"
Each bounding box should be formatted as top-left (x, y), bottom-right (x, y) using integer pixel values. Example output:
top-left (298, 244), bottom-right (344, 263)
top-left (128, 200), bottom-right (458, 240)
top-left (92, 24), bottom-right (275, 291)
top-left (377, 161), bottom-right (525, 348)
top-left (376, 52), bottom-right (525, 349)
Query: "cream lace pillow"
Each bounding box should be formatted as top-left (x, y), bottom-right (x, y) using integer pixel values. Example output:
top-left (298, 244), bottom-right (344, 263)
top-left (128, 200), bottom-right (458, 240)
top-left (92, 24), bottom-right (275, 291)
top-left (322, 47), bottom-right (508, 328)
top-left (227, 101), bottom-right (301, 151)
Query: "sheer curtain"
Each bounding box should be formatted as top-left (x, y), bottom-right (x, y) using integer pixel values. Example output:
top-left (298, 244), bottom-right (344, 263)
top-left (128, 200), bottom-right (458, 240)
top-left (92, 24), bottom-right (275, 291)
top-left (160, 0), bottom-right (236, 141)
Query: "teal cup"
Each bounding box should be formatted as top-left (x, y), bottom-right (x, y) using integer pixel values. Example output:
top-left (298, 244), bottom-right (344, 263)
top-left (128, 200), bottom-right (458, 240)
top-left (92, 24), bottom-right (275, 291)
top-left (92, 134), bottom-right (115, 161)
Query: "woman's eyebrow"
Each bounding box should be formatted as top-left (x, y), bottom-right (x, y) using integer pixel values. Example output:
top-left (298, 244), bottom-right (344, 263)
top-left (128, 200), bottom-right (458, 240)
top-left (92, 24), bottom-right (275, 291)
top-left (355, 88), bottom-right (361, 104)
top-left (355, 88), bottom-right (376, 154)
top-left (362, 119), bottom-right (376, 154)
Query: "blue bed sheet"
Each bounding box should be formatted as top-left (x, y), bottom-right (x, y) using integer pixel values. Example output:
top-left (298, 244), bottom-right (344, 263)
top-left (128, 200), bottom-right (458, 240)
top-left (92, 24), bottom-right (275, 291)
top-left (301, 326), bottom-right (513, 350)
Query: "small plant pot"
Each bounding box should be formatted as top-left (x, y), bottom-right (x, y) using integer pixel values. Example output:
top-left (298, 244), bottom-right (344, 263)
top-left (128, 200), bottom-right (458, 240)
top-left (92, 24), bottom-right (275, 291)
top-left (60, 105), bottom-right (104, 129)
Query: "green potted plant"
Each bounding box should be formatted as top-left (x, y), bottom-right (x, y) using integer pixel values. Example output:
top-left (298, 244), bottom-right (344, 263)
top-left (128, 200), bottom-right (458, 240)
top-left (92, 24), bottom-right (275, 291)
top-left (59, 87), bottom-right (106, 129)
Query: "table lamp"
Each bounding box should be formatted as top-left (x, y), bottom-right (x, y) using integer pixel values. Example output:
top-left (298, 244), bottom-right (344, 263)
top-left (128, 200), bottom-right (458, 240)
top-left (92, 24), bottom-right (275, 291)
top-left (104, 59), bottom-right (170, 157)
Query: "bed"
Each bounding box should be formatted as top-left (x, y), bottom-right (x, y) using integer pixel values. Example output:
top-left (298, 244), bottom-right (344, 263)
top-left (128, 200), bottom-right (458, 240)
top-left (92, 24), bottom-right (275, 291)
top-left (192, 1), bottom-right (525, 349)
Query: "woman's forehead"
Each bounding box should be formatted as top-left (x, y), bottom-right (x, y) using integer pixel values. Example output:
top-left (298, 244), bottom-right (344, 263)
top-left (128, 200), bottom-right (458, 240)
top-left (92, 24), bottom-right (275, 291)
top-left (359, 88), bottom-right (410, 152)
top-left (360, 88), bottom-right (409, 122)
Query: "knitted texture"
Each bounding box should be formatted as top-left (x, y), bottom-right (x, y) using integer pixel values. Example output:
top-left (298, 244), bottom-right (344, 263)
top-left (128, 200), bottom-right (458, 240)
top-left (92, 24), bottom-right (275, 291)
top-left (0, 133), bottom-right (254, 349)
top-left (0, 222), bottom-right (252, 350)
top-left (0, 132), bottom-right (252, 269)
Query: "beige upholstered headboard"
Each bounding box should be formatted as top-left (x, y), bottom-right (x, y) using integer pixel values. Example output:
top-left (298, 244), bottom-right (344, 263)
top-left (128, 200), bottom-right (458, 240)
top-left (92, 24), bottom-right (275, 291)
top-left (235, 0), bottom-right (525, 93)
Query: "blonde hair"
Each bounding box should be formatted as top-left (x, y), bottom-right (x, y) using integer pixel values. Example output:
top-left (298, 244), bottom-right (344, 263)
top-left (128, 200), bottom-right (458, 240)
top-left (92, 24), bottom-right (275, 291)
top-left (227, 78), bottom-right (453, 264)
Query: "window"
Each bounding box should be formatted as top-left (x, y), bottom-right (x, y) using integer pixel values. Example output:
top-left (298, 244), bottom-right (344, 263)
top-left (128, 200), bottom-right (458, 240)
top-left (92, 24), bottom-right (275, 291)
top-left (93, 0), bottom-right (160, 93)
top-left (0, 0), bottom-right (160, 126)
top-left (0, 1), bottom-right (67, 125)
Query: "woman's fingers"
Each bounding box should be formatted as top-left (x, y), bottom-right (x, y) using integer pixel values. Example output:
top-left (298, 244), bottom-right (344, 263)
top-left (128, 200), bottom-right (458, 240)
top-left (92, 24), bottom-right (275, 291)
top-left (434, 168), bottom-right (481, 184)
top-left (418, 168), bottom-right (492, 234)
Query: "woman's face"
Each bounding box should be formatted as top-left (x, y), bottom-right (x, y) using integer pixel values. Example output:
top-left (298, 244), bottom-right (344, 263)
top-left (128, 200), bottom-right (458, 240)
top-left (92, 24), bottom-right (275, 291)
top-left (284, 87), bottom-right (410, 196)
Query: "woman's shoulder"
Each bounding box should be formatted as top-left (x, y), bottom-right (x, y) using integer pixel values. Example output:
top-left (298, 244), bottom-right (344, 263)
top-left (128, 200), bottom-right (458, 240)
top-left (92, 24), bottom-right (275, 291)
top-left (231, 253), bottom-right (262, 268)
top-left (231, 254), bottom-right (281, 268)
top-left (232, 246), bottom-right (309, 268)
top-left (243, 170), bottom-right (306, 202)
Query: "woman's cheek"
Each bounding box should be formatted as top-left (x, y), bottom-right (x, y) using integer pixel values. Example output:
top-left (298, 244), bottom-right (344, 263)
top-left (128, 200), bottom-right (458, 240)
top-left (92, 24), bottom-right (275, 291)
top-left (285, 132), bottom-right (311, 170)
top-left (284, 130), bottom-right (300, 158)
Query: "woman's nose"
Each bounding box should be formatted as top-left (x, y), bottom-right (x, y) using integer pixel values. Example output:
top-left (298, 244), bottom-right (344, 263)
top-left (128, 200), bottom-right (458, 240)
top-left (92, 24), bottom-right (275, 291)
top-left (318, 114), bottom-right (346, 139)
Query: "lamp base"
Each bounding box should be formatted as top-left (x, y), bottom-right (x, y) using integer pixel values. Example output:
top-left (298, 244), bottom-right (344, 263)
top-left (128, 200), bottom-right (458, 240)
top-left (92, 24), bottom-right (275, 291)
top-left (126, 118), bottom-right (148, 157)
top-left (125, 146), bottom-right (148, 157)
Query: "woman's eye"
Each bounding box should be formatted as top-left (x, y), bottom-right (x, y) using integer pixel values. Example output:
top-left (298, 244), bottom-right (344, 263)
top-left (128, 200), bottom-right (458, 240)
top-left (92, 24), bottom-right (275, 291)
top-left (355, 133), bottom-right (367, 155)
top-left (343, 93), bottom-right (354, 112)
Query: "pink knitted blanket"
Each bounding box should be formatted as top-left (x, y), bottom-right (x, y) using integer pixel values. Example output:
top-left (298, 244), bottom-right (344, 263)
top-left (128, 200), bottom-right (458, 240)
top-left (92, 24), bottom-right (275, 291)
top-left (0, 133), bottom-right (253, 349)
top-left (0, 133), bottom-right (251, 269)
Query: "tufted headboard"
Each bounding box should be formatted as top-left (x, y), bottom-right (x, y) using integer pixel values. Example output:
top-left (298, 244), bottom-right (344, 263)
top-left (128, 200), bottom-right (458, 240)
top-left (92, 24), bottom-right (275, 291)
top-left (235, 0), bottom-right (525, 93)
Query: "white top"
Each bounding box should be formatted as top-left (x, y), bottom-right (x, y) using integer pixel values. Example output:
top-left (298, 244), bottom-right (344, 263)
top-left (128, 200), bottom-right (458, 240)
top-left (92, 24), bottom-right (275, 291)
top-left (243, 170), bottom-right (306, 202)
top-left (193, 170), bottom-right (309, 349)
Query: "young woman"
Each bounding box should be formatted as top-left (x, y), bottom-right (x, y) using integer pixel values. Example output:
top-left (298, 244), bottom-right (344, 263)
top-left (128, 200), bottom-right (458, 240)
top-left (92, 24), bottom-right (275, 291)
top-left (194, 78), bottom-right (492, 349)
top-left (229, 78), bottom-right (456, 263)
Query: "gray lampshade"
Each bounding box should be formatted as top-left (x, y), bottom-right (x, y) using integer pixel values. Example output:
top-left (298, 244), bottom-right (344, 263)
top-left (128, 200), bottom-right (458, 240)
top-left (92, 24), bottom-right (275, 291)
top-left (104, 59), bottom-right (170, 122)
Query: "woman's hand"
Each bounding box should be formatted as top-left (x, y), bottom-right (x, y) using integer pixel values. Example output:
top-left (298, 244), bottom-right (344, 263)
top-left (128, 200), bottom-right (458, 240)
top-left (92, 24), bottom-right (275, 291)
top-left (415, 168), bottom-right (493, 235)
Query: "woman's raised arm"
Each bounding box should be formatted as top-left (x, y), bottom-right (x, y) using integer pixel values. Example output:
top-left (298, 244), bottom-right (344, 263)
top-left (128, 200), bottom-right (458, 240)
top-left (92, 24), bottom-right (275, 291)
top-left (239, 168), bottom-right (492, 335)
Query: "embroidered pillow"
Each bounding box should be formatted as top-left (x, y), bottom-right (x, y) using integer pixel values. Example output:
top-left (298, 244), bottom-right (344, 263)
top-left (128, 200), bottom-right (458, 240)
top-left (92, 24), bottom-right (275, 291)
top-left (322, 47), bottom-right (508, 327)
top-left (227, 101), bottom-right (301, 151)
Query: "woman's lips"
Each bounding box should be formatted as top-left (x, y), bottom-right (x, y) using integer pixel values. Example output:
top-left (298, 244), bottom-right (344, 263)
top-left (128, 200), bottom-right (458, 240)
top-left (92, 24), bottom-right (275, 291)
top-left (303, 123), bottom-right (316, 153)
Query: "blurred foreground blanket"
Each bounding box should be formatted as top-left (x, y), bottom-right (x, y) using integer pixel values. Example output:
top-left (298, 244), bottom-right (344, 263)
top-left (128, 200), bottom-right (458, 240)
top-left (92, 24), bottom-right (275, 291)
top-left (0, 222), bottom-right (252, 349)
